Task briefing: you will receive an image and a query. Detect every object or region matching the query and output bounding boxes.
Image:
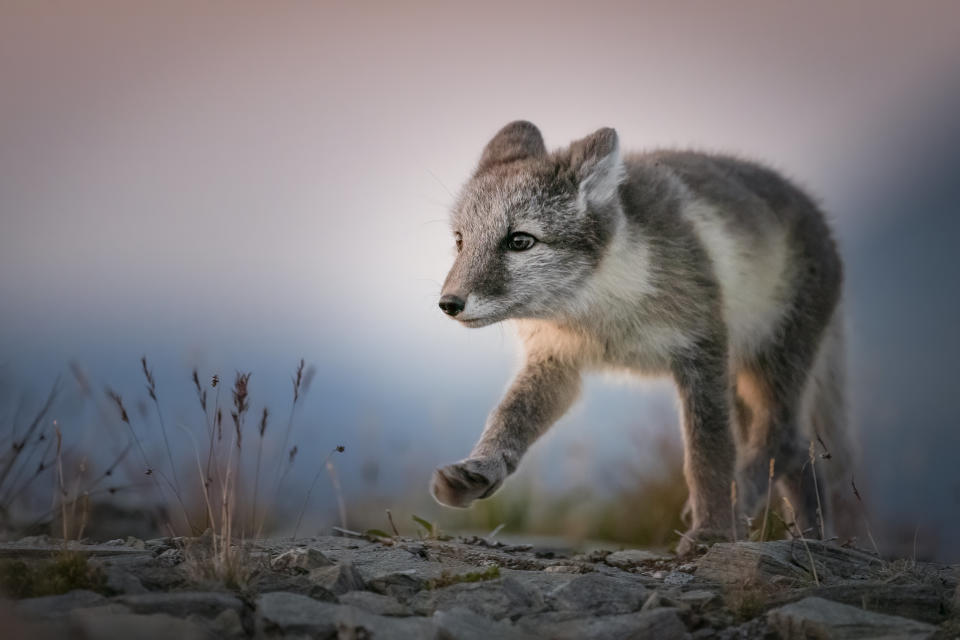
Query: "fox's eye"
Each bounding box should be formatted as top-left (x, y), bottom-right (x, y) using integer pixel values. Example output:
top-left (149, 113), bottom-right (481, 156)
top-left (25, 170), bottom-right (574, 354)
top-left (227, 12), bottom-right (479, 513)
top-left (505, 232), bottom-right (537, 251)
top-left (454, 232), bottom-right (463, 253)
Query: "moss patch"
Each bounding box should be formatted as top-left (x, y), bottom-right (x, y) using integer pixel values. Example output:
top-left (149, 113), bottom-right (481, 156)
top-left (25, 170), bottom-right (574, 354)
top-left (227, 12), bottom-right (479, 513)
top-left (0, 552), bottom-right (107, 598)
top-left (425, 565), bottom-right (500, 590)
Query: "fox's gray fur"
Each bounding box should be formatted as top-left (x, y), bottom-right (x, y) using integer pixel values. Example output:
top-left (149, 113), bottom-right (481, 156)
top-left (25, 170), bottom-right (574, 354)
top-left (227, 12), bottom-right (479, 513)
top-left (432, 121), bottom-right (852, 553)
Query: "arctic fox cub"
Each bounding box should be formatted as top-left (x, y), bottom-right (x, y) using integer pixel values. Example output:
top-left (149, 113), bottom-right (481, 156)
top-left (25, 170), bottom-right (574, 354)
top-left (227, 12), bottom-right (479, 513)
top-left (432, 121), bottom-right (851, 553)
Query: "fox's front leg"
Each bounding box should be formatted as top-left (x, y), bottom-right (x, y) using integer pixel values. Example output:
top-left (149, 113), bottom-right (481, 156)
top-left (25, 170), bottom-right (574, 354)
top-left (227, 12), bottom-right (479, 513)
top-left (672, 338), bottom-right (737, 555)
top-left (431, 353), bottom-right (580, 508)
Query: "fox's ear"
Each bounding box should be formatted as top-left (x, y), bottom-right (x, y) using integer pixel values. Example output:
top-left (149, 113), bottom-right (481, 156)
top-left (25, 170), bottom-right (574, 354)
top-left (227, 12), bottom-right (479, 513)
top-left (477, 121), bottom-right (546, 172)
top-left (570, 127), bottom-right (625, 209)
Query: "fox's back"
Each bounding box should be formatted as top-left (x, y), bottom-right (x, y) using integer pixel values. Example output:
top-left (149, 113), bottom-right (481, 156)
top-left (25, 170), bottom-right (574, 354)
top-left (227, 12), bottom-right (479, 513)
top-left (617, 151), bottom-right (842, 359)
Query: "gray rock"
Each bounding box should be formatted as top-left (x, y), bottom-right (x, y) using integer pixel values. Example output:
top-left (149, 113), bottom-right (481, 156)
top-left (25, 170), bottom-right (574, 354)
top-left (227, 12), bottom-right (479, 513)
top-left (256, 591), bottom-right (340, 638)
top-left (549, 573), bottom-right (648, 615)
top-left (696, 541), bottom-right (883, 585)
top-left (254, 572), bottom-right (339, 601)
top-left (516, 608), bottom-right (688, 640)
top-left (543, 564), bottom-right (585, 573)
top-left (271, 546), bottom-right (334, 572)
top-left (605, 549), bottom-right (672, 569)
top-left (115, 590), bottom-right (244, 619)
top-left (767, 596), bottom-right (937, 639)
top-left (124, 536), bottom-right (146, 550)
top-left (640, 590), bottom-right (664, 612)
top-left (309, 559), bottom-right (366, 594)
top-left (338, 590), bottom-right (412, 616)
top-left (0, 541), bottom-right (151, 558)
top-left (334, 606), bottom-right (436, 639)
top-left (192, 608), bottom-right (246, 639)
top-left (69, 611), bottom-right (212, 640)
top-left (154, 547), bottom-right (184, 567)
top-left (366, 569), bottom-right (426, 600)
top-left (91, 558), bottom-right (148, 594)
top-left (664, 571), bottom-right (695, 586)
top-left (792, 582), bottom-right (949, 624)
top-left (145, 537), bottom-right (173, 551)
top-left (409, 576), bottom-right (543, 620)
top-left (433, 606), bottom-right (537, 640)
top-left (16, 589), bottom-right (106, 618)
top-left (677, 589), bottom-right (718, 607)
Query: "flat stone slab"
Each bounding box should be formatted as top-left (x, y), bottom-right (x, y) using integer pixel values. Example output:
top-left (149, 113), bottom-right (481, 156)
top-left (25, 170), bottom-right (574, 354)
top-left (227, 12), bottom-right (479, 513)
top-left (516, 607), bottom-right (688, 640)
top-left (338, 590), bottom-right (412, 616)
top-left (409, 575), bottom-right (544, 620)
top-left (70, 610), bottom-right (212, 640)
top-left (16, 589), bottom-right (107, 618)
top-left (696, 540), bottom-right (883, 585)
top-left (548, 573), bottom-right (648, 615)
top-left (433, 606), bottom-right (538, 640)
top-left (0, 542), bottom-right (152, 558)
top-left (767, 596), bottom-right (937, 640)
top-left (114, 591), bottom-right (244, 619)
top-left (256, 590), bottom-right (437, 639)
top-left (605, 549), bottom-right (673, 569)
top-left (789, 582), bottom-right (951, 624)
top-left (256, 591), bottom-right (341, 637)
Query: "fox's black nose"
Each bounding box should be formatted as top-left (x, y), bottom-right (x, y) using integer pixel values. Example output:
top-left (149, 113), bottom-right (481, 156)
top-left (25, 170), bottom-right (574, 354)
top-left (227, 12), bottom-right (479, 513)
top-left (438, 294), bottom-right (466, 317)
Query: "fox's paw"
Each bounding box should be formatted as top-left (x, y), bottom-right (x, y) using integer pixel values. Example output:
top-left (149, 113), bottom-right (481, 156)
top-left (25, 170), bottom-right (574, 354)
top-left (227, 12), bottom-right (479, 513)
top-left (675, 527), bottom-right (732, 557)
top-left (431, 456), bottom-right (507, 508)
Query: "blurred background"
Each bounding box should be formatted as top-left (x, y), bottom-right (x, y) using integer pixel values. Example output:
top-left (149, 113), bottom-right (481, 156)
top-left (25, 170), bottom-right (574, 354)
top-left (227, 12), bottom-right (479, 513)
top-left (1, 1), bottom-right (958, 559)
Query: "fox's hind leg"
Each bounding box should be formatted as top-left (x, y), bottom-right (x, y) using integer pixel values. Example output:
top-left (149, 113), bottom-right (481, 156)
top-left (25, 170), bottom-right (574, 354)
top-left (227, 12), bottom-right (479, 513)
top-left (736, 314), bottom-right (843, 537)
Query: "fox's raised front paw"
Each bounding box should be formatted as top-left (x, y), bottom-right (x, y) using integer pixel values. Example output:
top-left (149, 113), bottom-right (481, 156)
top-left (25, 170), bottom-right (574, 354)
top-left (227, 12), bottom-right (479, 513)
top-left (431, 456), bottom-right (507, 508)
top-left (675, 527), bottom-right (732, 557)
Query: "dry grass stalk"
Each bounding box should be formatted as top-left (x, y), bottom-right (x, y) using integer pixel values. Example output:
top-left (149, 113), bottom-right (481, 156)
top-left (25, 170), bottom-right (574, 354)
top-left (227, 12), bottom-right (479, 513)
top-left (730, 480), bottom-right (738, 542)
top-left (54, 426), bottom-right (67, 545)
top-left (782, 496), bottom-right (819, 586)
top-left (293, 445), bottom-right (345, 540)
top-left (0, 380), bottom-right (59, 504)
top-left (386, 509), bottom-right (400, 536)
top-left (808, 440), bottom-right (825, 539)
top-left (251, 406), bottom-right (268, 533)
top-left (105, 386), bottom-right (185, 533)
top-left (760, 457), bottom-right (775, 542)
top-left (141, 357), bottom-right (183, 506)
top-left (176, 420), bottom-right (222, 563)
top-left (328, 458), bottom-right (347, 530)
top-left (851, 476), bottom-right (881, 556)
top-left (257, 360), bottom-right (315, 537)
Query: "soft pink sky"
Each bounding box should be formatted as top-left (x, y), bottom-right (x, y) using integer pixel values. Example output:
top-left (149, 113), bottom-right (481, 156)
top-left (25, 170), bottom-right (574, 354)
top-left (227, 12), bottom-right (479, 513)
top-left (2, 0), bottom-right (958, 354)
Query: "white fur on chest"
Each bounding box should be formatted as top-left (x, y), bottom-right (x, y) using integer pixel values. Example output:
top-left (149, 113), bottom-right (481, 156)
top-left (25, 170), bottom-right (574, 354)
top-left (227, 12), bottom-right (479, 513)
top-left (681, 201), bottom-right (791, 356)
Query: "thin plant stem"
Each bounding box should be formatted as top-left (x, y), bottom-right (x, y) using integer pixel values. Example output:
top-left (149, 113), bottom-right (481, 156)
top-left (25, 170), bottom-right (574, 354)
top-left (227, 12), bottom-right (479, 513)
top-left (730, 480), bottom-right (738, 542)
top-left (760, 457), bottom-right (775, 542)
top-left (851, 476), bottom-right (881, 556)
top-left (292, 446), bottom-right (344, 540)
top-left (54, 427), bottom-right (67, 545)
top-left (808, 441), bottom-right (825, 539)
top-left (783, 496), bottom-right (819, 586)
top-left (177, 421), bottom-right (220, 560)
top-left (141, 357), bottom-right (184, 513)
top-left (0, 380), bottom-right (59, 492)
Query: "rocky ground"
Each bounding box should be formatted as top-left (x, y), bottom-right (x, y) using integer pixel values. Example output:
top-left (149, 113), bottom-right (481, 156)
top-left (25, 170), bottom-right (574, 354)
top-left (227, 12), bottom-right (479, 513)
top-left (1, 531), bottom-right (958, 639)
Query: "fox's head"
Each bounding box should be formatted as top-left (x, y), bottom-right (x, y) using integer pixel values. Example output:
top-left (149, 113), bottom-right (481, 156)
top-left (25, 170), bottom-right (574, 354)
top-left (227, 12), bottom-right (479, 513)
top-left (439, 121), bottom-right (626, 326)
